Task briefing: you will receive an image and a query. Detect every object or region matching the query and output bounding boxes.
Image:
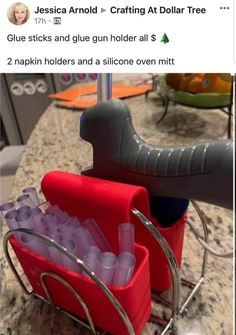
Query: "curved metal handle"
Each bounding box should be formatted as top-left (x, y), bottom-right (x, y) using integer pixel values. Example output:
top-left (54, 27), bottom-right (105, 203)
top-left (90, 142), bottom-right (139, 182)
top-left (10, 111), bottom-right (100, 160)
top-left (41, 272), bottom-right (96, 334)
top-left (189, 201), bottom-right (233, 259)
top-left (3, 229), bottom-right (135, 335)
top-left (3, 230), bottom-right (33, 294)
top-left (131, 208), bottom-right (180, 322)
top-left (191, 200), bottom-right (208, 279)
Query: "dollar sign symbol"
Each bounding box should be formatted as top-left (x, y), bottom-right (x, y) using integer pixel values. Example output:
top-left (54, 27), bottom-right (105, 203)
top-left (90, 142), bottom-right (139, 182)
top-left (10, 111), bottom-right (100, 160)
top-left (151, 34), bottom-right (156, 42)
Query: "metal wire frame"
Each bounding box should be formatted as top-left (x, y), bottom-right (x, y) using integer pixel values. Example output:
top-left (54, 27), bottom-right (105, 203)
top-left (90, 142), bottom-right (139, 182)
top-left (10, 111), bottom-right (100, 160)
top-left (3, 201), bottom-right (209, 335)
top-left (3, 218), bottom-right (182, 334)
top-left (132, 208), bottom-right (180, 332)
top-left (157, 91), bottom-right (233, 139)
top-left (188, 200), bottom-right (233, 259)
top-left (147, 74), bottom-right (234, 139)
top-left (132, 201), bottom-right (209, 334)
top-left (40, 271), bottom-right (96, 334)
top-left (3, 229), bottom-right (135, 335)
top-left (178, 200), bottom-right (209, 315)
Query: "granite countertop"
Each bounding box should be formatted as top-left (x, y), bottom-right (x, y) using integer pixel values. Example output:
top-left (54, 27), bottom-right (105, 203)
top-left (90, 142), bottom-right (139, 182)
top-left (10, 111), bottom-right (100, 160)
top-left (0, 93), bottom-right (233, 335)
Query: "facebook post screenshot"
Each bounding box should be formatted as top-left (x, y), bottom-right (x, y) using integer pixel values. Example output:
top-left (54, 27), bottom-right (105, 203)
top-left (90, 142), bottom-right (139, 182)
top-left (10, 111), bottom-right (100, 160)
top-left (0, 1), bottom-right (235, 335)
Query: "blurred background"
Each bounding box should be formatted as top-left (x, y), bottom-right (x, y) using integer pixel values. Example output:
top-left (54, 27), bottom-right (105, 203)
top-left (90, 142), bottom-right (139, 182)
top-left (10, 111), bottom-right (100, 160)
top-left (0, 73), bottom-right (234, 203)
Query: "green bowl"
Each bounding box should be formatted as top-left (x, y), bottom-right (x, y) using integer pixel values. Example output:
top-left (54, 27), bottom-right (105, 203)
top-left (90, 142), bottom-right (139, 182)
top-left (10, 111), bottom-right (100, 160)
top-left (174, 91), bottom-right (231, 108)
top-left (159, 75), bottom-right (231, 108)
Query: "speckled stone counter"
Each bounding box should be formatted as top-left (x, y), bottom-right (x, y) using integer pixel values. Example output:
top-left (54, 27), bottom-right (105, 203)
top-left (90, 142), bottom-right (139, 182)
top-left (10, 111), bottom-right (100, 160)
top-left (0, 93), bottom-right (233, 335)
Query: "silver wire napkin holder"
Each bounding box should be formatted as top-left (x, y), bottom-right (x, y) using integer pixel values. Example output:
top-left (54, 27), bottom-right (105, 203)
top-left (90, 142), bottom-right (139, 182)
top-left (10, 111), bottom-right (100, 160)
top-left (3, 201), bottom-right (209, 335)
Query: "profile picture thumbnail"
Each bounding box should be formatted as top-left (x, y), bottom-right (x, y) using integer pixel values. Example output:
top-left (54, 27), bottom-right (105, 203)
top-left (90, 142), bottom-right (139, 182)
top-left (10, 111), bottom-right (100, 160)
top-left (8, 2), bottom-right (29, 25)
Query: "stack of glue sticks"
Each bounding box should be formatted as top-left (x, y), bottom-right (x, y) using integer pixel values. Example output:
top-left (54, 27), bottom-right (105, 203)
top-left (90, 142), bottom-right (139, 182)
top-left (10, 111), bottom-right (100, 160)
top-left (0, 187), bottom-right (136, 287)
top-left (84, 223), bottom-right (136, 286)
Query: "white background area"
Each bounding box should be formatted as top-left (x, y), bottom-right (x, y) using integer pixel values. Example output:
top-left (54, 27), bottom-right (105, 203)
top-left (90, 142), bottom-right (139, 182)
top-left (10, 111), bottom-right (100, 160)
top-left (0, 0), bottom-right (235, 72)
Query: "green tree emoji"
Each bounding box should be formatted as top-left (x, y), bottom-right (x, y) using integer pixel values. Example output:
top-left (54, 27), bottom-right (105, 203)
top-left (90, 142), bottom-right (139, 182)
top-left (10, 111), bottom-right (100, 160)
top-left (161, 33), bottom-right (169, 44)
